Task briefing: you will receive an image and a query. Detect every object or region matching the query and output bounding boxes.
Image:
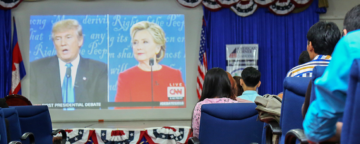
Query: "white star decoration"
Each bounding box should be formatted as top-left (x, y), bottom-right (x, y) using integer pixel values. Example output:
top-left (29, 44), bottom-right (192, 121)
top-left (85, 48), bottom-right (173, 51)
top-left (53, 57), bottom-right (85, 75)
top-left (180, 131), bottom-right (183, 134)
top-left (102, 133), bottom-right (105, 136)
top-left (179, 136), bottom-right (182, 139)
top-left (171, 135), bottom-right (174, 138)
top-left (79, 131), bottom-right (82, 134)
top-left (74, 137), bottom-right (77, 141)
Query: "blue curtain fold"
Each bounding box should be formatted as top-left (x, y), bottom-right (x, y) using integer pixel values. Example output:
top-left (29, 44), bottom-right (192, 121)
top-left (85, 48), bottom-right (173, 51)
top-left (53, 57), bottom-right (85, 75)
top-left (204, 1), bottom-right (320, 95)
top-left (0, 9), bottom-right (12, 98)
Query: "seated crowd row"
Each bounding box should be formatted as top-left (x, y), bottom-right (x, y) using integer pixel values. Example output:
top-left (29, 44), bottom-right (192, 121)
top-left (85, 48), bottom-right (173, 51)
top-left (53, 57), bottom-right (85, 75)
top-left (191, 4), bottom-right (360, 143)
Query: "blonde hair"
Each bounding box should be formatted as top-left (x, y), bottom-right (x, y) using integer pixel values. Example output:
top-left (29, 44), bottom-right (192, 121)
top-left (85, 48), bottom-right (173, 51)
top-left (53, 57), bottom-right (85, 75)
top-left (52, 19), bottom-right (83, 39)
top-left (130, 21), bottom-right (166, 62)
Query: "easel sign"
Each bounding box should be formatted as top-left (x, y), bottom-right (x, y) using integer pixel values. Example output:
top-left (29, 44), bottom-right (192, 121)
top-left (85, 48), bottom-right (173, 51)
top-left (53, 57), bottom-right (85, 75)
top-left (226, 44), bottom-right (259, 76)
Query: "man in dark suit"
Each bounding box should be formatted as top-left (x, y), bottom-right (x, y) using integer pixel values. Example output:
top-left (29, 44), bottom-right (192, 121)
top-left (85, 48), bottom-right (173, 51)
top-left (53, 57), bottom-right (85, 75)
top-left (30, 19), bottom-right (107, 104)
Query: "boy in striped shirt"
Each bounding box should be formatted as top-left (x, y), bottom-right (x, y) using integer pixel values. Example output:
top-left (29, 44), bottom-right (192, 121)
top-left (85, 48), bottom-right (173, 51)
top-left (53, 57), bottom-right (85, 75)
top-left (286, 21), bottom-right (341, 77)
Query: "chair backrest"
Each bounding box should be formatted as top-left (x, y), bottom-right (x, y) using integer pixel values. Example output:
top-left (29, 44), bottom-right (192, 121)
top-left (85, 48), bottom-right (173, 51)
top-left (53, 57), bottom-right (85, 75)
top-left (0, 108), bottom-right (8, 144)
top-left (199, 103), bottom-right (264, 144)
top-left (341, 59), bottom-right (360, 144)
top-left (5, 94), bottom-right (32, 106)
top-left (309, 66), bottom-right (327, 104)
top-left (3, 108), bottom-right (22, 142)
top-left (13, 105), bottom-right (52, 144)
top-left (279, 77), bottom-right (311, 143)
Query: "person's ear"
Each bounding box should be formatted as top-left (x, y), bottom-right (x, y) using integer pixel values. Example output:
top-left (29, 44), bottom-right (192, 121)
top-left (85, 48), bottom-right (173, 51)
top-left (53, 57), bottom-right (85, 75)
top-left (156, 45), bottom-right (161, 55)
top-left (240, 79), bottom-right (244, 86)
top-left (343, 29), bottom-right (348, 36)
top-left (78, 36), bottom-right (84, 48)
top-left (308, 41), bottom-right (314, 53)
top-left (257, 81), bottom-right (261, 88)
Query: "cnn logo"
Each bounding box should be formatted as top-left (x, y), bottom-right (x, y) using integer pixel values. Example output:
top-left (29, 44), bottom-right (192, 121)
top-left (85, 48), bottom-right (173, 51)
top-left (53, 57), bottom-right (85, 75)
top-left (167, 87), bottom-right (185, 97)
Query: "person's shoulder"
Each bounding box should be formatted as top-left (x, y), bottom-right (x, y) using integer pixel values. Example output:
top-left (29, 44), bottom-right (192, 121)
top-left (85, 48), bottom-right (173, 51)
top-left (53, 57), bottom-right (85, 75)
top-left (346, 29), bottom-right (360, 37)
top-left (82, 57), bottom-right (107, 68)
top-left (119, 66), bottom-right (140, 76)
top-left (30, 56), bottom-right (57, 68)
top-left (342, 30), bottom-right (360, 44)
top-left (161, 65), bottom-right (181, 73)
top-left (289, 62), bottom-right (307, 72)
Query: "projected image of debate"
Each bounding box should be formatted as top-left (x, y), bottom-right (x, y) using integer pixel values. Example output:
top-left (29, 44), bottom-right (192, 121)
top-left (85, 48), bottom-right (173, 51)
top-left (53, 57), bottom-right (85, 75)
top-left (29, 15), bottom-right (186, 109)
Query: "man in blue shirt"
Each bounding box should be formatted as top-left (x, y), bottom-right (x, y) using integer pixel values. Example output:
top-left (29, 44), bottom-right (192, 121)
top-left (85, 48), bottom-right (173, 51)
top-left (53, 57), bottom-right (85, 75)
top-left (237, 67), bottom-right (261, 102)
top-left (303, 4), bottom-right (360, 143)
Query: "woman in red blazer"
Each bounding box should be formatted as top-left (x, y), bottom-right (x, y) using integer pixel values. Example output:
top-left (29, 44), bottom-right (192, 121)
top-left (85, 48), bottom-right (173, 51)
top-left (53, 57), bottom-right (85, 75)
top-left (115, 21), bottom-right (185, 105)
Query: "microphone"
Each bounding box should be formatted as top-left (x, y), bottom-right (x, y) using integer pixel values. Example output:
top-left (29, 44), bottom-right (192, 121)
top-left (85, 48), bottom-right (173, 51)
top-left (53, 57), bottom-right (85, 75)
top-left (66, 66), bottom-right (71, 78)
top-left (149, 58), bottom-right (154, 66)
top-left (150, 58), bottom-right (154, 102)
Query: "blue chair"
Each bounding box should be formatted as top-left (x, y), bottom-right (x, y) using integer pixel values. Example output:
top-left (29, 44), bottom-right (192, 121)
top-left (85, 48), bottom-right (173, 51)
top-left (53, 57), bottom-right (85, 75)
top-left (0, 107), bottom-right (32, 144)
top-left (285, 66), bottom-right (328, 144)
top-left (341, 59), bottom-right (360, 144)
top-left (3, 108), bottom-right (35, 143)
top-left (189, 103), bottom-right (264, 144)
top-left (266, 77), bottom-right (311, 144)
top-left (13, 106), bottom-right (66, 144)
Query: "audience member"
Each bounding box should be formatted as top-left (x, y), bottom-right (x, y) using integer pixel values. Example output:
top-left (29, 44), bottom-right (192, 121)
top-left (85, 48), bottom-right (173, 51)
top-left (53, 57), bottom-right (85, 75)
top-left (287, 21), bottom-right (341, 77)
top-left (237, 67), bottom-right (261, 102)
top-left (233, 76), bottom-right (244, 96)
top-left (191, 68), bottom-right (239, 138)
top-left (298, 51), bottom-right (311, 65)
top-left (226, 72), bottom-right (238, 100)
top-left (303, 4), bottom-right (360, 143)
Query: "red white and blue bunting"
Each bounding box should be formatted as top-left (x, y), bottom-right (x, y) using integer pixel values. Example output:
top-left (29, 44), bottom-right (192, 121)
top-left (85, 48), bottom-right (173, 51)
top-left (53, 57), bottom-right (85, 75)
top-left (216, 0), bottom-right (240, 8)
top-left (54, 126), bottom-right (192, 144)
top-left (269, 0), bottom-right (295, 15)
top-left (177, 0), bottom-right (202, 8)
top-left (177, 0), bottom-right (313, 16)
top-left (230, 0), bottom-right (258, 17)
top-left (202, 0), bottom-right (223, 11)
top-left (0, 0), bottom-right (22, 9)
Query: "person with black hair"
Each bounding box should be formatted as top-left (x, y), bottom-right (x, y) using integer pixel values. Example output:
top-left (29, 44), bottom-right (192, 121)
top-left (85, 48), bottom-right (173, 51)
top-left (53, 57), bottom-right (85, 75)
top-left (286, 21), bottom-right (341, 77)
top-left (298, 51), bottom-right (311, 65)
top-left (303, 4), bottom-right (360, 143)
top-left (191, 68), bottom-right (239, 138)
top-left (233, 76), bottom-right (244, 96)
top-left (237, 67), bottom-right (261, 102)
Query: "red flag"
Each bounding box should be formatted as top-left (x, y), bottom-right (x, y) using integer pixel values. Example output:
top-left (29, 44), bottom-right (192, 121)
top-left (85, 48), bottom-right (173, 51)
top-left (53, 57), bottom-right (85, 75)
top-left (10, 18), bottom-right (26, 95)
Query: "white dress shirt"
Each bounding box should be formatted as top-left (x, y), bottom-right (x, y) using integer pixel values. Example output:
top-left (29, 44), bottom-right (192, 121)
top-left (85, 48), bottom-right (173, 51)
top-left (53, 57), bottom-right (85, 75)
top-left (59, 54), bottom-right (80, 88)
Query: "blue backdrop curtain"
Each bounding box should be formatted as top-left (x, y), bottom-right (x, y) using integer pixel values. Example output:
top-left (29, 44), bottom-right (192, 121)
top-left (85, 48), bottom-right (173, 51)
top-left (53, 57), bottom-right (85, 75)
top-left (204, 1), bottom-right (320, 95)
top-left (0, 9), bottom-right (12, 98)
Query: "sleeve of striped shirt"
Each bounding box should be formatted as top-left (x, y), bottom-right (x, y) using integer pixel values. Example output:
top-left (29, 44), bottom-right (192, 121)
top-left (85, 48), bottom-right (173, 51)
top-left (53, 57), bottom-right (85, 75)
top-left (286, 70), bottom-right (292, 77)
top-left (303, 30), bottom-right (360, 142)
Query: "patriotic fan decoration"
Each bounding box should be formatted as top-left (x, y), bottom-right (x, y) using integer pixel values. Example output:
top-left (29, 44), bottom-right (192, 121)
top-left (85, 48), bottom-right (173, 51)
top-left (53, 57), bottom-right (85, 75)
top-left (216, 0), bottom-right (240, 8)
top-left (177, 0), bottom-right (313, 16)
top-left (230, 0), bottom-right (258, 17)
top-left (0, 0), bottom-right (22, 9)
top-left (254, 0), bottom-right (275, 7)
top-left (202, 0), bottom-right (223, 11)
top-left (177, 0), bottom-right (202, 8)
top-left (269, 0), bottom-right (295, 15)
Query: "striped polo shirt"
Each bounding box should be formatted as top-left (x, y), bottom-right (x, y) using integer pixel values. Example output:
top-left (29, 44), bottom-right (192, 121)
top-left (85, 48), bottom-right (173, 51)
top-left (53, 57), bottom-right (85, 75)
top-left (286, 55), bottom-right (331, 77)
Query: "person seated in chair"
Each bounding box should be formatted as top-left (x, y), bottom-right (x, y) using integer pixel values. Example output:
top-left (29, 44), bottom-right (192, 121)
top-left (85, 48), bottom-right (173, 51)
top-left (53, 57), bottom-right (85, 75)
top-left (303, 4), bottom-right (360, 143)
top-left (191, 68), bottom-right (239, 138)
top-left (286, 21), bottom-right (341, 77)
top-left (237, 67), bottom-right (261, 102)
top-left (233, 76), bottom-right (244, 96)
top-left (298, 50), bottom-right (311, 65)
